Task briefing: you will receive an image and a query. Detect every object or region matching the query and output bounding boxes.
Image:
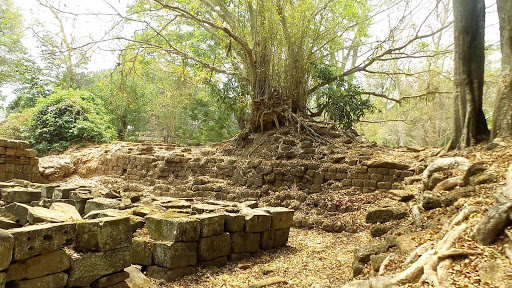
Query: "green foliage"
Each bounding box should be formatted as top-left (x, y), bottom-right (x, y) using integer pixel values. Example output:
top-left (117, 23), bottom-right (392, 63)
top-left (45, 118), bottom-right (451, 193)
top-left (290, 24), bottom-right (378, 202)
top-left (26, 89), bottom-right (116, 154)
top-left (209, 75), bottom-right (250, 129)
top-left (0, 108), bottom-right (34, 140)
top-left (0, 0), bottom-right (25, 86)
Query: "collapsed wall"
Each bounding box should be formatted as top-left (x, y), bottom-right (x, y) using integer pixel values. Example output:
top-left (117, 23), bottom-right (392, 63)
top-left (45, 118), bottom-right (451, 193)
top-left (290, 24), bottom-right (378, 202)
top-left (0, 180), bottom-right (294, 288)
top-left (0, 139), bottom-right (40, 183)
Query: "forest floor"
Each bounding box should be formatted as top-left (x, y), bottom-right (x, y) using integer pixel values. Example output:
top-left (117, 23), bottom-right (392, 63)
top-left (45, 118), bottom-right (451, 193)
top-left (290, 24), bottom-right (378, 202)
top-left (40, 130), bottom-right (512, 288)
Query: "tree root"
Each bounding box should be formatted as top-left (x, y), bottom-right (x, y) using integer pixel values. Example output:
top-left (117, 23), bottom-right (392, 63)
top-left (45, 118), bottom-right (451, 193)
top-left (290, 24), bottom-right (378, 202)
top-left (342, 209), bottom-right (482, 288)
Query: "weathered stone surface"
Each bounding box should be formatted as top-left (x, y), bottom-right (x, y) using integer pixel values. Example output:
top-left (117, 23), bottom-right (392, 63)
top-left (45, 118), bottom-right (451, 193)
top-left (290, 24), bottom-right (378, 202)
top-left (40, 185), bottom-right (58, 198)
top-left (52, 187), bottom-right (76, 200)
top-left (353, 242), bottom-right (390, 264)
top-left (258, 207), bottom-right (294, 230)
top-left (385, 190), bottom-right (414, 202)
top-left (0, 203), bottom-right (31, 225)
top-left (231, 232), bottom-right (260, 254)
top-left (124, 266), bottom-right (157, 288)
top-left (370, 224), bottom-right (392, 238)
top-left (1, 188), bottom-right (41, 203)
top-left (249, 277), bottom-right (288, 288)
top-left (90, 271), bottom-right (129, 288)
top-left (146, 214), bottom-right (200, 242)
top-left (84, 198), bottom-right (122, 215)
top-left (27, 204), bottom-right (82, 224)
top-left (198, 256), bottom-right (228, 267)
top-left (131, 238), bottom-right (154, 266)
top-left (242, 209), bottom-right (271, 233)
top-left (67, 246), bottom-right (132, 287)
top-left (422, 157), bottom-right (470, 190)
top-left (0, 218), bottom-right (21, 229)
top-left (365, 208), bottom-right (408, 224)
top-left (146, 266), bottom-right (196, 282)
top-left (228, 253), bottom-right (252, 261)
top-left (197, 233), bottom-right (230, 262)
top-left (0, 229), bottom-right (14, 270)
top-left (6, 250), bottom-right (70, 281)
top-left (224, 213), bottom-right (245, 232)
top-left (9, 223), bottom-right (76, 261)
top-left (273, 228), bottom-right (290, 248)
top-left (153, 241), bottom-right (197, 269)
top-left (370, 254), bottom-right (388, 272)
top-left (5, 272), bottom-right (67, 288)
top-left (192, 213), bottom-right (225, 237)
top-left (367, 160), bottom-right (410, 170)
top-left (260, 230), bottom-right (275, 250)
top-left (76, 217), bottom-right (132, 252)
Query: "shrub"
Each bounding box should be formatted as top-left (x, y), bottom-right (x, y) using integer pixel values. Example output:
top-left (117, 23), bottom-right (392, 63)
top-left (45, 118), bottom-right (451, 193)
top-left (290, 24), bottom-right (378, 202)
top-left (26, 89), bottom-right (117, 154)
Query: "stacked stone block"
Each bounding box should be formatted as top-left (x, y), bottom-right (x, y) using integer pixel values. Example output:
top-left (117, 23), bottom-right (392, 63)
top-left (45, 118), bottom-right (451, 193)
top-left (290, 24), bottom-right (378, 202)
top-left (0, 139), bottom-right (40, 183)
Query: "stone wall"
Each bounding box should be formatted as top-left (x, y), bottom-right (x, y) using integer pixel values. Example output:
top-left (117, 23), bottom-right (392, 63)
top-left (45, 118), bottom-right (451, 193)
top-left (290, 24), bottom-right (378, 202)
top-left (0, 181), bottom-right (294, 287)
top-left (0, 139), bottom-right (40, 183)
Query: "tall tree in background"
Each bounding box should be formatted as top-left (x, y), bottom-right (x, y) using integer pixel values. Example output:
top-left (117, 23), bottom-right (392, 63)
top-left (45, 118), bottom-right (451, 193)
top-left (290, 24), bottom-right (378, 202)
top-left (0, 0), bottom-right (24, 87)
top-left (448, 0), bottom-right (489, 150)
top-left (491, 0), bottom-right (512, 138)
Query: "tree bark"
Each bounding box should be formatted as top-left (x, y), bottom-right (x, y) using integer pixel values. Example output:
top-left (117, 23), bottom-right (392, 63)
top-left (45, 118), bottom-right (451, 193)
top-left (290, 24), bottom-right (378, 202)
top-left (491, 0), bottom-right (512, 139)
top-left (448, 0), bottom-right (489, 150)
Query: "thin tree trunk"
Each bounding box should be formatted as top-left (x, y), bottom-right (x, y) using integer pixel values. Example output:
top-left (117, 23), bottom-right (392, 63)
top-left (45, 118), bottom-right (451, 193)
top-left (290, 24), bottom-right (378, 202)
top-left (448, 0), bottom-right (489, 150)
top-left (491, 0), bottom-right (512, 139)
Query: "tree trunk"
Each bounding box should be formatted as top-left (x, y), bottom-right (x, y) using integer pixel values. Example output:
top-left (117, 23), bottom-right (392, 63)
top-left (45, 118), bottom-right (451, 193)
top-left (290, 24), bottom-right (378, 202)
top-left (491, 0), bottom-right (512, 139)
top-left (448, 0), bottom-right (489, 150)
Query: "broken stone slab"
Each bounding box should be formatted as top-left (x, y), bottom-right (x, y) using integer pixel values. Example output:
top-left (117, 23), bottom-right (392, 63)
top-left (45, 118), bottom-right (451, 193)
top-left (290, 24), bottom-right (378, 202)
top-left (27, 203), bottom-right (82, 224)
top-left (365, 207), bottom-right (408, 224)
top-left (0, 229), bottom-right (14, 270)
top-left (6, 250), bottom-right (70, 281)
top-left (124, 266), bottom-right (157, 288)
top-left (367, 160), bottom-right (411, 170)
top-left (422, 157), bottom-right (471, 190)
top-left (66, 246), bottom-right (132, 287)
top-left (90, 271), bottom-right (129, 288)
top-left (52, 186), bottom-right (77, 200)
top-left (9, 222), bottom-right (76, 261)
top-left (242, 209), bottom-right (271, 233)
top-left (146, 266), bottom-right (196, 282)
top-left (0, 217), bottom-right (21, 229)
top-left (146, 214), bottom-right (200, 242)
top-left (191, 213), bottom-right (225, 237)
top-left (258, 207), bottom-right (294, 230)
top-left (76, 216), bottom-right (132, 252)
top-left (224, 213), bottom-right (245, 232)
top-left (131, 238), bottom-right (154, 266)
top-left (40, 185), bottom-right (59, 198)
top-left (153, 241), bottom-right (197, 269)
top-left (274, 228), bottom-right (290, 248)
top-left (1, 188), bottom-right (41, 203)
top-left (31, 198), bottom-right (76, 208)
top-left (5, 272), bottom-right (68, 288)
top-left (197, 233), bottom-right (230, 262)
top-left (231, 232), bottom-right (260, 254)
top-left (84, 198), bottom-right (122, 215)
top-left (0, 203), bottom-right (31, 225)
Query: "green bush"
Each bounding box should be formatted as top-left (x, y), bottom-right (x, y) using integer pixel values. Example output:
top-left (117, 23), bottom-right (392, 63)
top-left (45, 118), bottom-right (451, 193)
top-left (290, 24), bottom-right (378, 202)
top-left (26, 89), bottom-right (117, 154)
top-left (0, 108), bottom-right (34, 140)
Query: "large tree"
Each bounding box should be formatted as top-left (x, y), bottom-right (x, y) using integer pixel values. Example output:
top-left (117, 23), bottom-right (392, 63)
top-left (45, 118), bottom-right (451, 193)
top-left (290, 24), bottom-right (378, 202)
top-left (491, 0), bottom-right (512, 138)
top-left (448, 0), bottom-right (489, 150)
top-left (0, 0), bottom-right (24, 86)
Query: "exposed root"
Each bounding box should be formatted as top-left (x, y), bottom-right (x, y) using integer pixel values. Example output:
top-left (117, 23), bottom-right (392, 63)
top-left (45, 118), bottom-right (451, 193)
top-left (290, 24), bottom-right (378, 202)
top-left (342, 208), bottom-right (482, 288)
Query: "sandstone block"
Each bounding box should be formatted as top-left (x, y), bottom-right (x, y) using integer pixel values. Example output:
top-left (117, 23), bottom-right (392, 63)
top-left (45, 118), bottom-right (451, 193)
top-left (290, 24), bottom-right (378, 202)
top-left (365, 208), bottom-right (408, 224)
top-left (52, 187), bottom-right (77, 200)
top-left (274, 228), bottom-right (290, 248)
top-left (197, 233), bottom-right (230, 262)
top-left (0, 203), bottom-right (31, 225)
top-left (224, 213), bottom-right (245, 232)
top-left (67, 246), bottom-right (131, 287)
top-left (1, 188), bottom-right (40, 203)
top-left (230, 232), bottom-right (260, 254)
top-left (90, 271), bottom-right (129, 288)
top-left (260, 230), bottom-right (275, 250)
top-left (5, 272), bottom-right (67, 288)
top-left (146, 214), bottom-right (200, 242)
top-left (146, 266), bottom-right (196, 282)
top-left (84, 198), bottom-right (122, 215)
top-left (40, 185), bottom-right (58, 198)
top-left (27, 204), bottom-right (81, 224)
top-left (9, 223), bottom-right (76, 261)
top-left (0, 229), bottom-right (14, 270)
top-left (259, 207), bottom-right (294, 230)
top-left (192, 213), bottom-right (224, 237)
top-left (132, 238), bottom-right (154, 266)
top-left (242, 209), bottom-right (271, 233)
top-left (0, 218), bottom-right (20, 230)
top-left (6, 250), bottom-right (70, 281)
top-left (153, 241), bottom-right (197, 269)
top-left (124, 266), bottom-right (157, 288)
top-left (76, 216), bottom-right (132, 252)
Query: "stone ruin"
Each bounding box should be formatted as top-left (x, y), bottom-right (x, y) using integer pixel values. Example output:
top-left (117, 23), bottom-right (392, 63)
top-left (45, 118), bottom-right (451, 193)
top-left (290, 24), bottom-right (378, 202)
top-left (0, 180), bottom-right (294, 288)
top-left (0, 140), bottom-right (40, 183)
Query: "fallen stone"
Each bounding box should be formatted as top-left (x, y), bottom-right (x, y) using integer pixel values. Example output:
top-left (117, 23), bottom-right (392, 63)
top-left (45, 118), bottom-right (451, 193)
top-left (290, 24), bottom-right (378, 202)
top-left (249, 277), bottom-right (288, 288)
top-left (6, 250), bottom-right (70, 281)
top-left (9, 223), bottom-right (76, 261)
top-left (90, 271), bottom-right (129, 288)
top-left (370, 224), bottom-right (393, 238)
top-left (258, 207), bottom-right (294, 230)
top-left (422, 157), bottom-right (470, 190)
top-left (146, 214), bottom-right (200, 242)
top-left (231, 232), bottom-right (260, 254)
top-left (32, 198), bottom-right (76, 209)
top-left (370, 254), bottom-right (388, 272)
top-left (367, 160), bottom-right (410, 170)
top-left (52, 187), bottom-right (77, 199)
top-left (385, 190), bottom-right (414, 202)
top-left (197, 233), bottom-right (230, 262)
top-left (131, 238), bottom-right (154, 266)
top-left (0, 229), bottom-right (14, 270)
top-left (124, 265), bottom-right (157, 288)
top-left (75, 216), bottom-right (132, 252)
top-left (0, 217), bottom-right (21, 229)
top-left (104, 190), bottom-right (121, 199)
top-left (67, 246), bottom-right (132, 287)
top-left (404, 175), bottom-right (422, 185)
top-left (353, 242), bottom-right (389, 264)
top-left (365, 208), bottom-right (408, 224)
top-left (396, 233), bottom-right (419, 254)
top-left (84, 198), bottom-right (122, 215)
top-left (0, 203), bottom-right (31, 225)
top-left (27, 204), bottom-right (82, 224)
top-left (191, 213), bottom-right (225, 237)
top-left (242, 209), bottom-right (271, 233)
top-left (153, 241), bottom-right (197, 269)
top-left (146, 266), bottom-right (196, 282)
top-left (40, 185), bottom-right (59, 198)
top-left (5, 272), bottom-right (68, 288)
top-left (1, 188), bottom-right (41, 203)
